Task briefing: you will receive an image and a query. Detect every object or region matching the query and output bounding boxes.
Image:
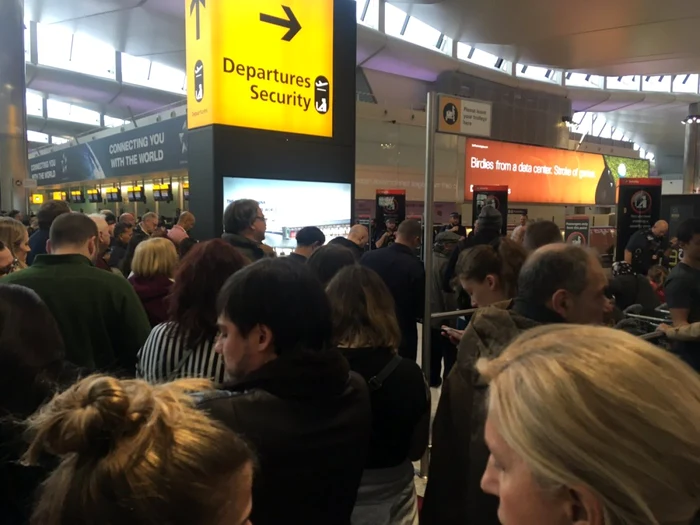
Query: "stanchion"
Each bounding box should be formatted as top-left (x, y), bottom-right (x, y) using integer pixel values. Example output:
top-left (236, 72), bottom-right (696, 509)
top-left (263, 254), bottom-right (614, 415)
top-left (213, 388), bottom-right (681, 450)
top-left (419, 91), bottom-right (437, 479)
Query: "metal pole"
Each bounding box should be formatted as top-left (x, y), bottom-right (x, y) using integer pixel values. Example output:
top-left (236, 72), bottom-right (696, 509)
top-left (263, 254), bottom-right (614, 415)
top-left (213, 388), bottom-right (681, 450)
top-left (420, 91), bottom-right (437, 479)
top-left (0, 0), bottom-right (29, 213)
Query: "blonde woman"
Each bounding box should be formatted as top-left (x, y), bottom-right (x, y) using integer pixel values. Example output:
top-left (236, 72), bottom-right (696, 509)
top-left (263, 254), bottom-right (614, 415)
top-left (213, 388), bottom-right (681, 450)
top-left (129, 237), bottom-right (178, 327)
top-left (0, 217), bottom-right (30, 270)
top-left (24, 375), bottom-right (254, 525)
top-left (478, 325), bottom-right (700, 525)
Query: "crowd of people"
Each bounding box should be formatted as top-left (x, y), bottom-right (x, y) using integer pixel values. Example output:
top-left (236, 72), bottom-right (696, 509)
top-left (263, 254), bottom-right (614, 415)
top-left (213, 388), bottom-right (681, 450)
top-left (0, 198), bottom-right (698, 525)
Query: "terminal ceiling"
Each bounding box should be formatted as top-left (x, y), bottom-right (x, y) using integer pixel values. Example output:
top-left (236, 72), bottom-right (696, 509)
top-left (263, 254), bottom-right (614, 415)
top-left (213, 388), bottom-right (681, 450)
top-left (24, 0), bottom-right (700, 158)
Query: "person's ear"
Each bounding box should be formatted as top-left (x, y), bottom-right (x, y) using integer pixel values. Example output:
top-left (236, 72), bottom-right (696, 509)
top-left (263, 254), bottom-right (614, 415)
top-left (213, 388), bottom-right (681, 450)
top-left (564, 486), bottom-right (604, 525)
top-left (46, 240), bottom-right (52, 254)
top-left (550, 289), bottom-right (571, 318)
top-left (256, 324), bottom-right (274, 353)
top-left (486, 274), bottom-right (499, 291)
top-left (87, 237), bottom-right (97, 257)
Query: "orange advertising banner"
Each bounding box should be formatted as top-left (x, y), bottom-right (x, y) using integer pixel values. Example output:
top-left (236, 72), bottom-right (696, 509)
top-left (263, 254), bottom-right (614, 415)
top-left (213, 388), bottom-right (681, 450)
top-left (465, 138), bottom-right (649, 205)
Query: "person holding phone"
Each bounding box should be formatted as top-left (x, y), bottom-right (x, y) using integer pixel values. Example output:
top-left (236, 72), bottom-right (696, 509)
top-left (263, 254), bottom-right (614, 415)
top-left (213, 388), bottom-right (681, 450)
top-left (441, 238), bottom-right (528, 345)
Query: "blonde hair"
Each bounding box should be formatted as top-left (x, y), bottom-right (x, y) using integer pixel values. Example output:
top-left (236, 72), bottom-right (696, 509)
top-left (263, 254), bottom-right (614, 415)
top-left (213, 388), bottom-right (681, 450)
top-left (24, 375), bottom-right (252, 525)
top-left (0, 217), bottom-right (27, 269)
top-left (477, 325), bottom-right (700, 525)
top-left (131, 237), bottom-right (178, 278)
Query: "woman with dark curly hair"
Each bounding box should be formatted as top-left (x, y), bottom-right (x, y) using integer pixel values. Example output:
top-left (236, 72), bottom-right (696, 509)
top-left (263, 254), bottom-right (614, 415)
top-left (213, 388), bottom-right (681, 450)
top-left (137, 239), bottom-right (249, 384)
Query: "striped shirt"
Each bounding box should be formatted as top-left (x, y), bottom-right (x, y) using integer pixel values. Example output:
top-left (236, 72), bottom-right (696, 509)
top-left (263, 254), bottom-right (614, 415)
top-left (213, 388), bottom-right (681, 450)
top-left (137, 322), bottom-right (225, 385)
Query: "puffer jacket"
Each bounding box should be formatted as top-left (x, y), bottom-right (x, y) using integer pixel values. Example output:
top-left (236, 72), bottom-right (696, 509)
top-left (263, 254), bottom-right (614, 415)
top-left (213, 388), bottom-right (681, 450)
top-left (421, 299), bottom-right (565, 525)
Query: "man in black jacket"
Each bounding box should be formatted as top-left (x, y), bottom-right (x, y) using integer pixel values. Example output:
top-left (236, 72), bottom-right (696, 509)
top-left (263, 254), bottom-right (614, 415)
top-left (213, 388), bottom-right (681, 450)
top-left (328, 224), bottom-right (368, 259)
top-left (197, 258), bottom-right (371, 525)
top-left (361, 219), bottom-right (425, 360)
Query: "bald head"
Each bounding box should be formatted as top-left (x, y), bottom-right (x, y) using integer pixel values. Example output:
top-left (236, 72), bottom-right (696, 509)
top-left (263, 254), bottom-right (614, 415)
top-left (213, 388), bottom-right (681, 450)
top-left (88, 214), bottom-right (111, 252)
top-left (348, 225), bottom-right (369, 247)
top-left (119, 213), bottom-right (135, 226)
top-left (652, 220), bottom-right (669, 238)
top-left (519, 244), bottom-right (608, 324)
top-left (178, 211), bottom-right (196, 231)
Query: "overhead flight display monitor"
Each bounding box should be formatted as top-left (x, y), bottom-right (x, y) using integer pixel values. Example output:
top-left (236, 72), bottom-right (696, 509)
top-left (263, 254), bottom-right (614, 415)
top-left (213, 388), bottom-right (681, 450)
top-left (127, 186), bottom-right (146, 203)
top-left (153, 183), bottom-right (173, 202)
top-left (105, 187), bottom-right (122, 203)
top-left (87, 189), bottom-right (102, 203)
top-left (70, 190), bottom-right (86, 204)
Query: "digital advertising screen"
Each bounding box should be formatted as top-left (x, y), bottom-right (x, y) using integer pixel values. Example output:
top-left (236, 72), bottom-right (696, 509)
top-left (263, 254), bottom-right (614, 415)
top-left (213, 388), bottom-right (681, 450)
top-left (183, 183), bottom-right (190, 201)
top-left (465, 138), bottom-right (650, 205)
top-left (222, 177), bottom-right (352, 251)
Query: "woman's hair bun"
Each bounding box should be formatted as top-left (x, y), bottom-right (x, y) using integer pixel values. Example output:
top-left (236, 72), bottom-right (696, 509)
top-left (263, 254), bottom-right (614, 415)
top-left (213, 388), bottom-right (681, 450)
top-left (26, 375), bottom-right (147, 458)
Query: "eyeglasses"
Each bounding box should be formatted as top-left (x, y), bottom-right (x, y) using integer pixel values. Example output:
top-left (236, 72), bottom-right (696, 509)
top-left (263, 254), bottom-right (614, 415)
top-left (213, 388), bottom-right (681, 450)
top-left (0, 258), bottom-right (19, 277)
top-left (255, 216), bottom-right (267, 222)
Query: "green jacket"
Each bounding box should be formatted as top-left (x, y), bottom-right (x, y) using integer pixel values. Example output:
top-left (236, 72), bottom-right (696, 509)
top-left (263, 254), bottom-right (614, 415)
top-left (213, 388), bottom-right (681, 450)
top-left (4, 254), bottom-right (151, 374)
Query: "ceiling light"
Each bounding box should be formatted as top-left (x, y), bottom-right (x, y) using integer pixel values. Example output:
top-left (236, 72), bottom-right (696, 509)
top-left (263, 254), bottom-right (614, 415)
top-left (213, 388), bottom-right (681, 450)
top-left (682, 115), bottom-right (700, 125)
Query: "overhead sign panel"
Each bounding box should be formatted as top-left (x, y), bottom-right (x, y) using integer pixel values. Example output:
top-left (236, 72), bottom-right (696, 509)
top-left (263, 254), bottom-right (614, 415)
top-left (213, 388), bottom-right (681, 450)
top-left (27, 116), bottom-right (188, 186)
top-left (186, 0), bottom-right (334, 137)
top-left (437, 95), bottom-right (492, 137)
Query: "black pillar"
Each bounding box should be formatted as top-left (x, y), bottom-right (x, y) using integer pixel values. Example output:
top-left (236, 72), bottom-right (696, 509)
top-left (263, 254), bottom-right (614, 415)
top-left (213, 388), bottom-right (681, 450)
top-left (0, 0), bottom-right (28, 212)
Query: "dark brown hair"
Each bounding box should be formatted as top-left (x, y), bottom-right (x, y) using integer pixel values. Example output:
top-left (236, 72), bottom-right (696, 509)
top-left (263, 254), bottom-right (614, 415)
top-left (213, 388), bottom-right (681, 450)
top-left (169, 239), bottom-right (249, 348)
top-left (523, 220), bottom-right (562, 251)
top-left (25, 375), bottom-right (252, 525)
top-left (49, 213), bottom-right (98, 250)
top-left (0, 284), bottom-right (67, 417)
top-left (326, 266), bottom-right (401, 350)
top-left (456, 238), bottom-right (528, 298)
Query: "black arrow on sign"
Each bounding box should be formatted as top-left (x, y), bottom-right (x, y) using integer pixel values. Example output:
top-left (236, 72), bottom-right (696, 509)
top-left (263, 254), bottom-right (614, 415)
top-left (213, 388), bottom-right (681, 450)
top-left (189, 0), bottom-right (206, 40)
top-left (260, 6), bottom-right (301, 42)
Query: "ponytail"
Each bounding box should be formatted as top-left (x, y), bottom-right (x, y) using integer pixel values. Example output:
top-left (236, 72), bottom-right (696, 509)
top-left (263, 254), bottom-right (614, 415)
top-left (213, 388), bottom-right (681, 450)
top-left (456, 238), bottom-right (527, 299)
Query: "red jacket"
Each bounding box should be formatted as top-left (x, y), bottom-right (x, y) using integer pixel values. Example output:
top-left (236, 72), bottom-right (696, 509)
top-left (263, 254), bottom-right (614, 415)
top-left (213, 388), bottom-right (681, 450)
top-left (128, 275), bottom-right (172, 328)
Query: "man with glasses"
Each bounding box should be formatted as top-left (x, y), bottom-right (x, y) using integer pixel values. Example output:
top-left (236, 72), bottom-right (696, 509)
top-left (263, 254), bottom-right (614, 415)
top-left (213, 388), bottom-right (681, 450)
top-left (222, 199), bottom-right (275, 262)
top-left (0, 240), bottom-right (18, 277)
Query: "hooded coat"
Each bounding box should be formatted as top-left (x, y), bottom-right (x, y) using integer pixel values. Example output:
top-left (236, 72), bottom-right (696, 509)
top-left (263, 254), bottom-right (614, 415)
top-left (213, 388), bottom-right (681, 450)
top-left (421, 299), bottom-right (564, 525)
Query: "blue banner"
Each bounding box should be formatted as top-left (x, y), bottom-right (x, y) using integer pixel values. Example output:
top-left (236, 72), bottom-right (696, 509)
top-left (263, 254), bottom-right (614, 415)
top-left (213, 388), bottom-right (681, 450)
top-left (29, 116), bottom-right (188, 186)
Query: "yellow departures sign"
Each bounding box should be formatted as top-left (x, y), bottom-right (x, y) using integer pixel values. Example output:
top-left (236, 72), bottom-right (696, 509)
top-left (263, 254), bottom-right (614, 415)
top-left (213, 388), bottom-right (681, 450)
top-left (186, 0), bottom-right (334, 138)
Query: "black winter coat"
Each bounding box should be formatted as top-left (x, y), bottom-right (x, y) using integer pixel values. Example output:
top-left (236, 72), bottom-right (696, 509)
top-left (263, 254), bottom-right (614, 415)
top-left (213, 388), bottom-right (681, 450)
top-left (197, 349), bottom-right (371, 525)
